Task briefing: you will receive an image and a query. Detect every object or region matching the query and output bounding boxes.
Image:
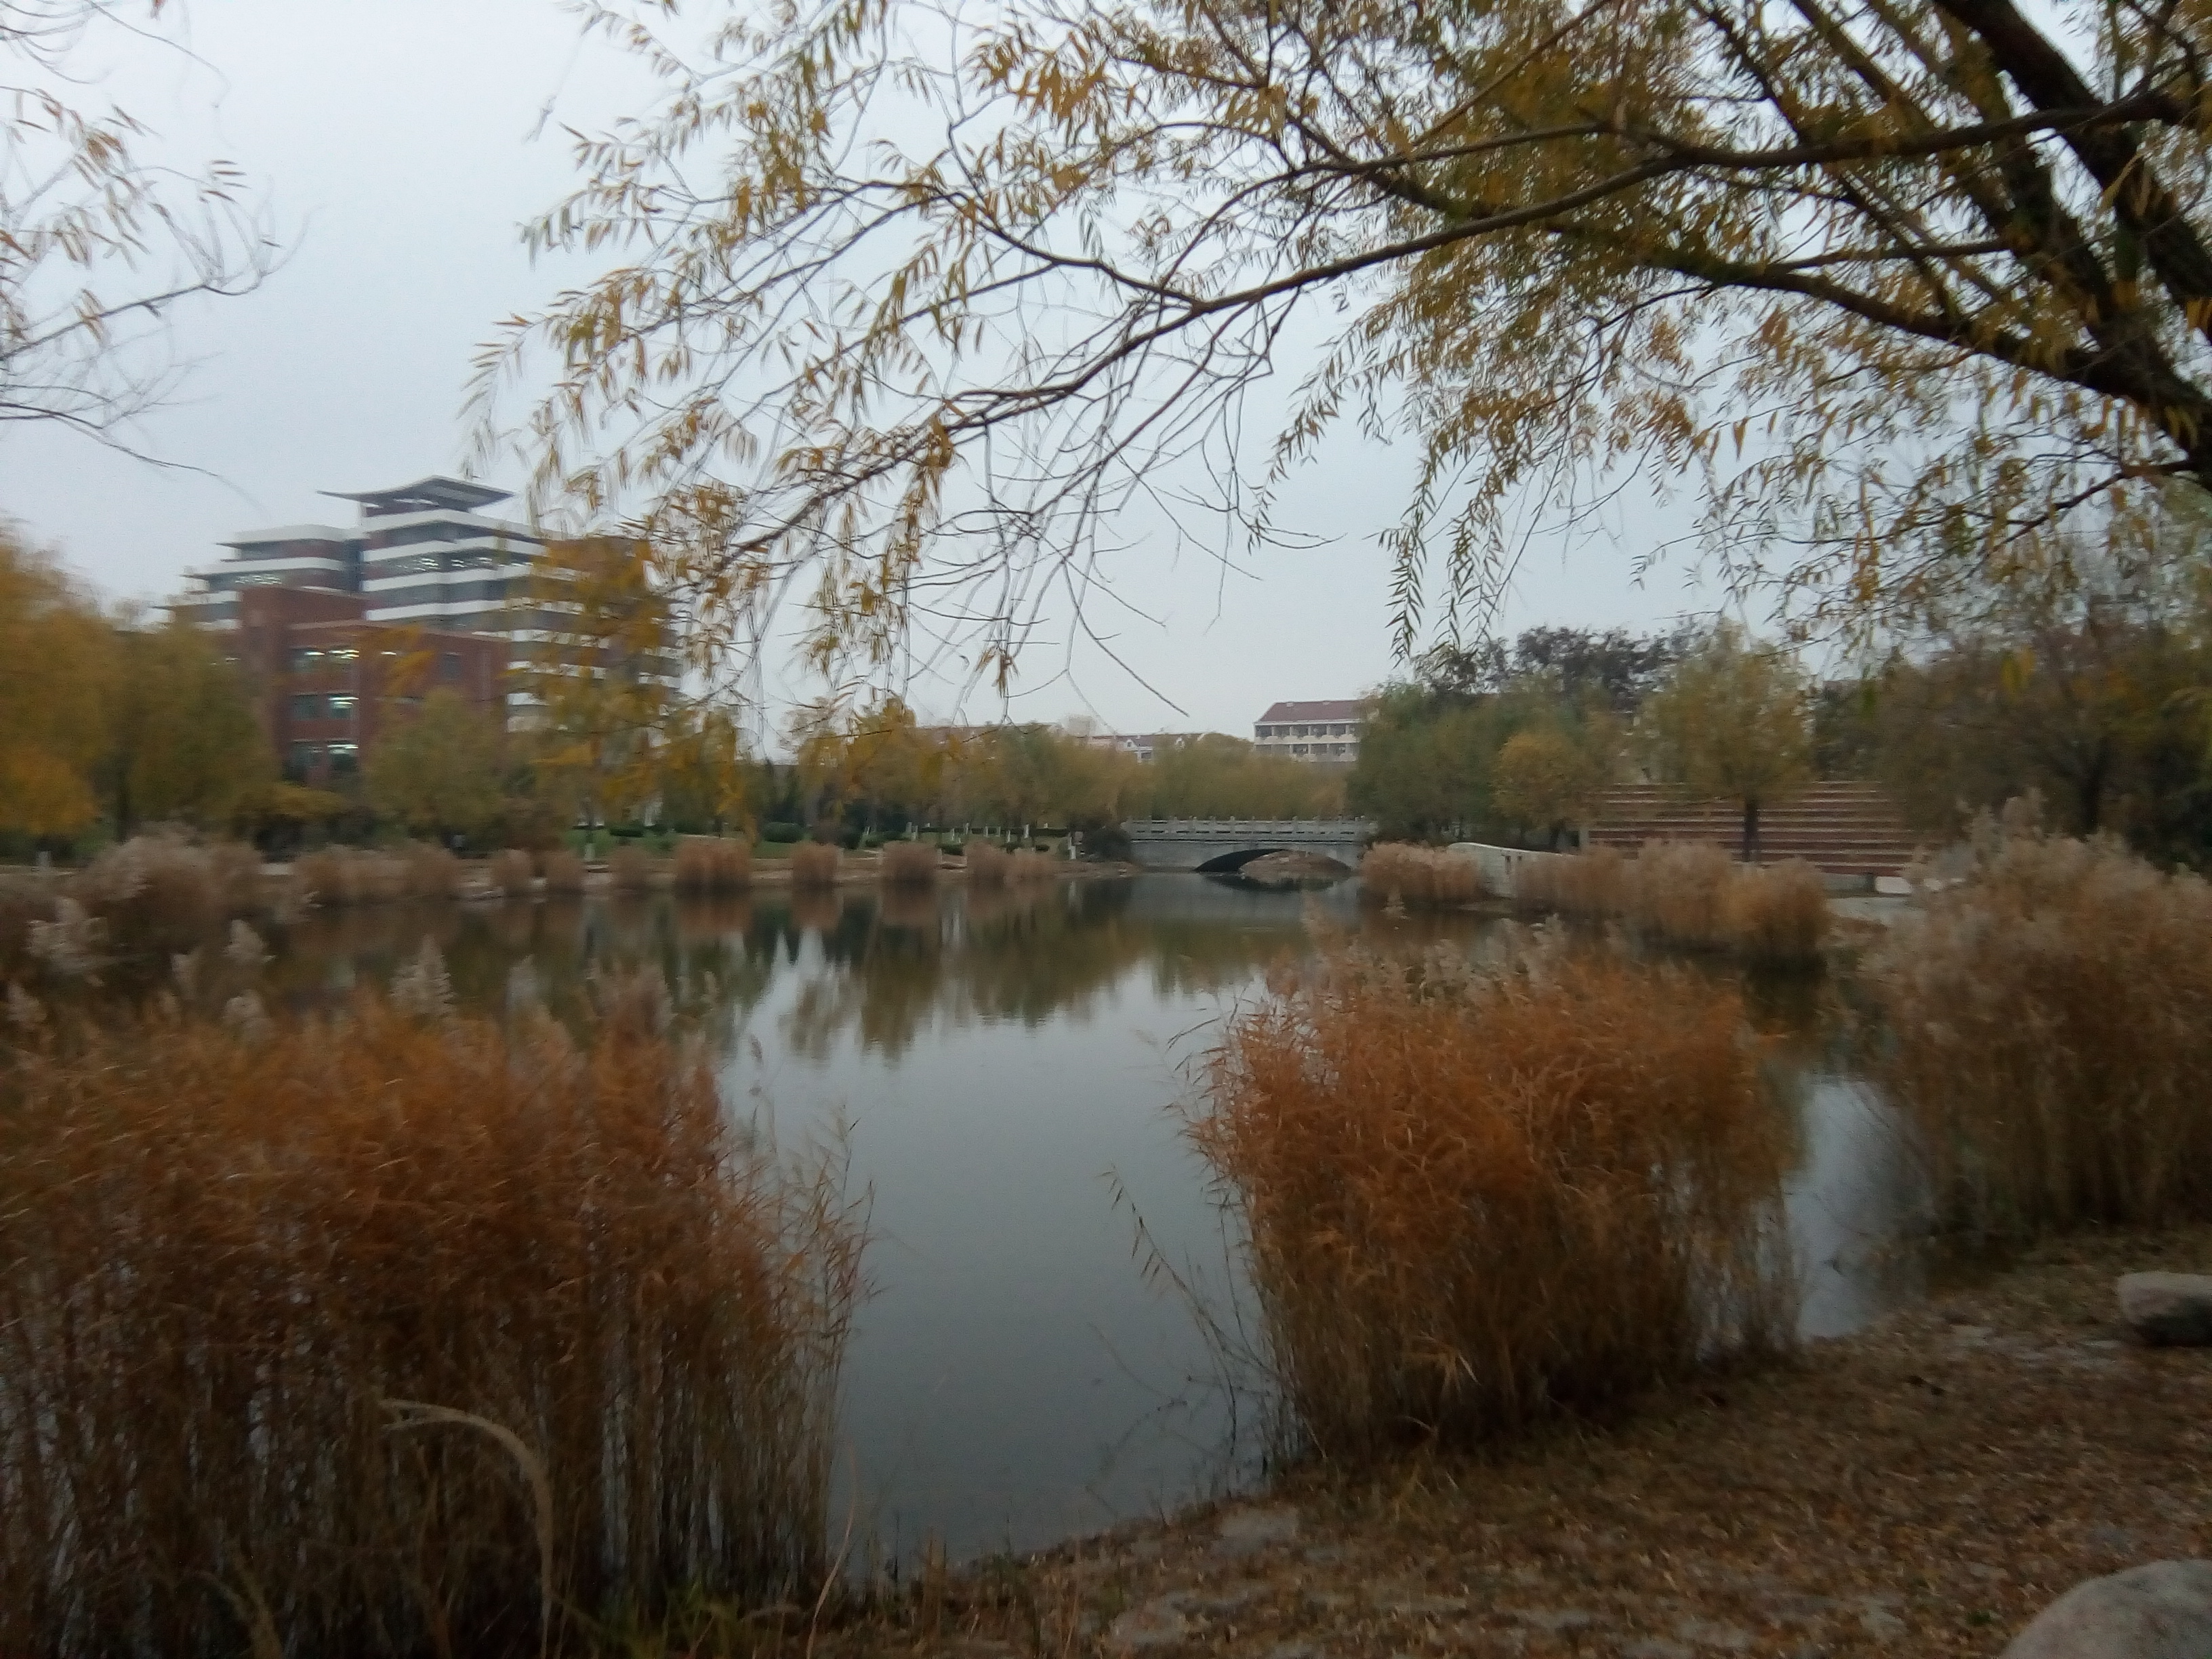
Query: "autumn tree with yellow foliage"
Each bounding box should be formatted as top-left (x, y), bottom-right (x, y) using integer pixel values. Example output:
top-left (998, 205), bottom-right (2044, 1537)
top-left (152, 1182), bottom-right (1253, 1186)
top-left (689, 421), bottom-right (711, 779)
top-left (0, 531), bottom-right (113, 835)
top-left (482, 0), bottom-right (2212, 685)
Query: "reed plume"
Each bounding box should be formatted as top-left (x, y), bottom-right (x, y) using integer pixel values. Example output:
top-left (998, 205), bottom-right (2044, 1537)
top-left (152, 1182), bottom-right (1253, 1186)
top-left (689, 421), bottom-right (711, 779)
top-left (1871, 821), bottom-right (2212, 1236)
top-left (1195, 941), bottom-right (1790, 1460)
top-left (0, 985), bottom-right (861, 1658)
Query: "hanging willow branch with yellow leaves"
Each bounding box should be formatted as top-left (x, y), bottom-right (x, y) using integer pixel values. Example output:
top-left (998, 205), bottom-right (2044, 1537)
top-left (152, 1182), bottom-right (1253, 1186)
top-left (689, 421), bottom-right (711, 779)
top-left (474, 0), bottom-right (2212, 680)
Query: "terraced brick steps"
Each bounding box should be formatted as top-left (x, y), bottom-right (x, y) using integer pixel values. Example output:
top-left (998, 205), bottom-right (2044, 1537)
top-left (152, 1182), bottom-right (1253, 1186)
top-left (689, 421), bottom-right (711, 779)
top-left (1585, 781), bottom-right (1919, 878)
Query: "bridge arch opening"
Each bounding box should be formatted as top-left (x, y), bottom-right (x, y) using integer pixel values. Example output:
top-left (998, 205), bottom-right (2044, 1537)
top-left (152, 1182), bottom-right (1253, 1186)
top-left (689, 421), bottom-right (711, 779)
top-left (1192, 846), bottom-right (1287, 874)
top-left (1192, 846), bottom-right (1354, 876)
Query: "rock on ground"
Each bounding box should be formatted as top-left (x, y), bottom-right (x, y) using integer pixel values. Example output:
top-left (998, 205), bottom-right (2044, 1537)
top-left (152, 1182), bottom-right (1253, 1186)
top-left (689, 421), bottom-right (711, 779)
top-left (2002, 1561), bottom-right (2212, 1659)
top-left (2116, 1273), bottom-right (2212, 1346)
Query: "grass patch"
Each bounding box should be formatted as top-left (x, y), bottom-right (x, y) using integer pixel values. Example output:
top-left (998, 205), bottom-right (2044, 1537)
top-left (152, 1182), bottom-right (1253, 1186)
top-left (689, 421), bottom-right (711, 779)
top-left (0, 979), bottom-right (861, 1658)
top-left (1870, 822), bottom-right (2212, 1237)
top-left (1359, 843), bottom-right (1484, 908)
top-left (1193, 941), bottom-right (1791, 1460)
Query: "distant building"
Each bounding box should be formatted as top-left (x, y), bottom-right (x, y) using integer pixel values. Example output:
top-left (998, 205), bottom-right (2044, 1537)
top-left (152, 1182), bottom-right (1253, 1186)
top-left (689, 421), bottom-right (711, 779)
top-left (169, 474), bottom-right (550, 640)
top-left (225, 587), bottom-right (508, 787)
top-left (1253, 699), bottom-right (1368, 762)
top-left (1113, 731), bottom-right (1206, 763)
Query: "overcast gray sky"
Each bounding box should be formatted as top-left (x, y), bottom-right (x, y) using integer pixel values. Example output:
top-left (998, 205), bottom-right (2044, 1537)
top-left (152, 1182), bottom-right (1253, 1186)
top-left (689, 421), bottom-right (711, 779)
top-left (1, 1), bottom-right (1719, 745)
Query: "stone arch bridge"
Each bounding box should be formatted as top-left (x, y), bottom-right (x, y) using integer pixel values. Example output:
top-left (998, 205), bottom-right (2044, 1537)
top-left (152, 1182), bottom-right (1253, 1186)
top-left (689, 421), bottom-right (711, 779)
top-left (1122, 818), bottom-right (1374, 873)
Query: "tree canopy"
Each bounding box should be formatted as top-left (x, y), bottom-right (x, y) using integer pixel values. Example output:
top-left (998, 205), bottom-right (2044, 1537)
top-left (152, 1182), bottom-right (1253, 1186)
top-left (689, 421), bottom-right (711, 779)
top-left (1639, 623), bottom-right (1814, 859)
top-left (483, 0), bottom-right (2212, 687)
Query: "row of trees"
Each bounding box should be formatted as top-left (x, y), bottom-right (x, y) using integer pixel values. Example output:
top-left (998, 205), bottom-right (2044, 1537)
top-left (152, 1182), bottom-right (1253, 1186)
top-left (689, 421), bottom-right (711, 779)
top-left (0, 527), bottom-right (1353, 855)
top-left (782, 699), bottom-right (1345, 844)
top-left (1354, 628), bottom-right (1806, 858)
top-left (1351, 538), bottom-right (2212, 868)
top-left (0, 533), bottom-right (271, 843)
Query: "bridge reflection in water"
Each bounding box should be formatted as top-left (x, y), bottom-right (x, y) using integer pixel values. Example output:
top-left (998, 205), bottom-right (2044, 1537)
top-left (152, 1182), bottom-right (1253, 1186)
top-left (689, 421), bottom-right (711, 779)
top-left (1122, 817), bottom-right (1374, 872)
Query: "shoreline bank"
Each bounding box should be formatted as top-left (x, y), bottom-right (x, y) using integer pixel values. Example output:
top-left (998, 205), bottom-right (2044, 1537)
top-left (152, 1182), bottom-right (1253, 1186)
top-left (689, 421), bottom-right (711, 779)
top-left (817, 1225), bottom-right (2211, 1659)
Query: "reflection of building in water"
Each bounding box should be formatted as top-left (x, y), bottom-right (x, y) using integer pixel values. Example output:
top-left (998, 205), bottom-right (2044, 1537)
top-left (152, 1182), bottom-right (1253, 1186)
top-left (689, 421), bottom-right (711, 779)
top-left (1252, 698), bottom-right (1369, 762)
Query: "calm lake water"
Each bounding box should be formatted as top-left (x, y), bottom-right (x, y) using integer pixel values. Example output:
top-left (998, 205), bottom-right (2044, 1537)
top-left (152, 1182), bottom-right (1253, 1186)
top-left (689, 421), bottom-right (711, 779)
top-left (251, 874), bottom-right (1921, 1565)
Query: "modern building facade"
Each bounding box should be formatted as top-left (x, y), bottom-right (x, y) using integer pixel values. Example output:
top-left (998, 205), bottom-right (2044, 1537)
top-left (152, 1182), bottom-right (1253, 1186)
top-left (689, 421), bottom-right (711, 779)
top-left (1252, 699), bottom-right (1368, 762)
top-left (227, 586), bottom-right (510, 785)
top-left (170, 475), bottom-right (549, 638)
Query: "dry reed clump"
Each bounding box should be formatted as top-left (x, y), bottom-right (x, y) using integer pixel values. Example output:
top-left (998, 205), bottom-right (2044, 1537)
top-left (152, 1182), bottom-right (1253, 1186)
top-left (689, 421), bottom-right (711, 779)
top-left (877, 840), bottom-right (939, 886)
top-left (964, 840), bottom-right (1010, 886)
top-left (609, 842), bottom-right (654, 894)
top-left (0, 985), bottom-right (862, 1658)
top-left (73, 834), bottom-right (266, 951)
top-left (539, 847), bottom-right (587, 895)
top-left (1719, 859), bottom-right (1829, 964)
top-left (1511, 846), bottom-right (1629, 916)
top-left (1359, 842), bottom-right (1486, 908)
top-left (0, 873), bottom-right (56, 970)
top-left (674, 837), bottom-right (752, 895)
top-left (294, 846), bottom-right (460, 907)
top-left (487, 848), bottom-right (535, 897)
top-left (1622, 841), bottom-right (1734, 949)
top-left (1195, 943), bottom-right (1790, 1460)
top-left (787, 842), bottom-right (840, 888)
top-left (1513, 844), bottom-right (1828, 964)
top-left (1007, 848), bottom-right (1059, 882)
top-left (401, 842), bottom-right (463, 901)
top-left (1870, 823), bottom-right (2212, 1237)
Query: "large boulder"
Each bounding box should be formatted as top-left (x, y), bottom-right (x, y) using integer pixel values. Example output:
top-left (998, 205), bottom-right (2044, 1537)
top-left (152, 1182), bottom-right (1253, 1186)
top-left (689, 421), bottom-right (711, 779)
top-left (2003, 1561), bottom-right (2212, 1659)
top-left (2116, 1273), bottom-right (2212, 1346)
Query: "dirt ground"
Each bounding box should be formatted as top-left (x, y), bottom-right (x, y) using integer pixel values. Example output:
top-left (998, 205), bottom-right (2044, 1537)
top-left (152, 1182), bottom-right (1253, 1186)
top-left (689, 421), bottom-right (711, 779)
top-left (826, 1225), bottom-right (2212, 1659)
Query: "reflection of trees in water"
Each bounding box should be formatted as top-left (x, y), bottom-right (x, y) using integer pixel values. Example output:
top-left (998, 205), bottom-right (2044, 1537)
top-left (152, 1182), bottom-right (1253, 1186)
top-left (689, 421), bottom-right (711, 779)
top-left (769, 882), bottom-right (1415, 1061)
top-left (257, 882), bottom-right (1598, 1067)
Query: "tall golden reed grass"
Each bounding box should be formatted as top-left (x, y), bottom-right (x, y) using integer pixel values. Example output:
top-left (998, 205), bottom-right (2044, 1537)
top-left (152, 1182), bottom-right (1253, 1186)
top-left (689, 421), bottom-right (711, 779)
top-left (1870, 823), bottom-right (2212, 1237)
top-left (294, 844), bottom-right (463, 908)
top-left (540, 847), bottom-right (587, 895)
top-left (0, 982), bottom-right (861, 1658)
top-left (1513, 845), bottom-right (1630, 917)
top-left (1195, 943), bottom-right (1790, 1458)
top-left (1514, 844), bottom-right (1828, 963)
top-left (787, 842), bottom-right (840, 888)
top-left (674, 836), bottom-right (752, 895)
top-left (878, 840), bottom-right (939, 886)
top-left (5, 837), bottom-right (271, 981)
top-left (1359, 843), bottom-right (1485, 907)
top-left (487, 848), bottom-right (535, 897)
top-left (963, 840), bottom-right (1009, 886)
top-left (1007, 848), bottom-right (1058, 882)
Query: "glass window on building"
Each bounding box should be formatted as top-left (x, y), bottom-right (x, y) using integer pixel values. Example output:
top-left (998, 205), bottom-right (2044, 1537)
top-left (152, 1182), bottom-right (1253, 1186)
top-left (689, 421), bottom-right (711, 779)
top-left (330, 647), bottom-right (359, 663)
top-left (288, 741), bottom-right (320, 773)
top-left (439, 652), bottom-right (464, 682)
top-left (289, 693), bottom-right (319, 720)
top-left (327, 695), bottom-right (357, 717)
top-left (326, 743), bottom-right (360, 775)
top-left (289, 648), bottom-right (323, 671)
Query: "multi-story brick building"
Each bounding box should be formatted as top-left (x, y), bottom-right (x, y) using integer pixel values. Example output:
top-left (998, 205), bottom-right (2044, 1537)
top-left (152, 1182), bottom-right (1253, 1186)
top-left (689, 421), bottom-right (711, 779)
top-left (170, 474), bottom-right (552, 641)
top-left (1252, 699), bottom-right (1368, 762)
top-left (226, 586), bottom-right (510, 785)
